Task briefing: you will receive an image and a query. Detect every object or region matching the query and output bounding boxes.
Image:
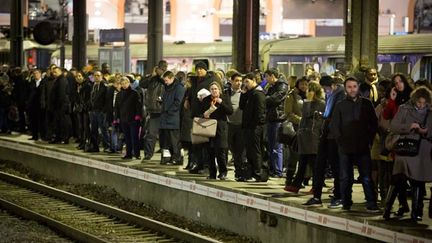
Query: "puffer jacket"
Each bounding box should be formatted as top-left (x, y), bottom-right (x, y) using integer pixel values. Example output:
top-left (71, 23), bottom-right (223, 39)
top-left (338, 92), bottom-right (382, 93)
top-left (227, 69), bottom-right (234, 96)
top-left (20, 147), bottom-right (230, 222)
top-left (265, 79), bottom-right (289, 122)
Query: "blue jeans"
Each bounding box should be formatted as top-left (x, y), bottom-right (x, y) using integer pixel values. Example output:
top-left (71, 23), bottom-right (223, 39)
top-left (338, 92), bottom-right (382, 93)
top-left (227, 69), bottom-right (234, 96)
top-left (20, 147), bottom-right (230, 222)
top-left (338, 148), bottom-right (377, 208)
top-left (267, 122), bottom-right (283, 176)
top-left (110, 124), bottom-right (121, 152)
top-left (89, 111), bottom-right (110, 149)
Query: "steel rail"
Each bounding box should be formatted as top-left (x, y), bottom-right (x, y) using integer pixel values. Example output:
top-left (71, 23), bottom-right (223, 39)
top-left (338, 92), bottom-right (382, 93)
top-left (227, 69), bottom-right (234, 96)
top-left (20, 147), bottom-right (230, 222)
top-left (0, 172), bottom-right (221, 243)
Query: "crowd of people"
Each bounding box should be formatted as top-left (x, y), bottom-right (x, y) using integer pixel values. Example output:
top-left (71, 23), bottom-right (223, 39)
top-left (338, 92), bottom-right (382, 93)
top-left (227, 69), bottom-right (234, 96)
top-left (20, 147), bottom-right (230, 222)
top-left (0, 61), bottom-right (431, 221)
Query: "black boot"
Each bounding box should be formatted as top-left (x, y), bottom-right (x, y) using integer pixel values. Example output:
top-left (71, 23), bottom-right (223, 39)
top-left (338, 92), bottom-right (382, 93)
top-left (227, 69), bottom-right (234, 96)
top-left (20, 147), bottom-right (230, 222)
top-left (383, 185), bottom-right (398, 220)
top-left (411, 187), bottom-right (422, 222)
top-left (395, 187), bottom-right (410, 217)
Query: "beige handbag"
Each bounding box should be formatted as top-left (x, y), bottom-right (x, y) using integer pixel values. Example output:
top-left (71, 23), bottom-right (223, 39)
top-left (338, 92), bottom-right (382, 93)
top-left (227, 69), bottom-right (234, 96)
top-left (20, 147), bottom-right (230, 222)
top-left (192, 117), bottom-right (218, 137)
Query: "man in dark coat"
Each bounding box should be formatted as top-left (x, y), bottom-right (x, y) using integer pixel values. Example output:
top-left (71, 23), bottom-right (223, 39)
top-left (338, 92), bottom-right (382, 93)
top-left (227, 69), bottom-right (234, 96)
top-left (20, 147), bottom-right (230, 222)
top-left (330, 77), bottom-right (379, 212)
top-left (87, 71), bottom-right (110, 152)
top-left (264, 68), bottom-right (289, 178)
top-left (239, 72), bottom-right (268, 182)
top-left (159, 71), bottom-right (185, 165)
top-left (27, 69), bottom-right (43, 140)
top-left (140, 60), bottom-right (167, 160)
top-left (40, 64), bottom-right (57, 141)
top-left (48, 67), bottom-right (72, 144)
top-left (185, 61), bottom-right (215, 173)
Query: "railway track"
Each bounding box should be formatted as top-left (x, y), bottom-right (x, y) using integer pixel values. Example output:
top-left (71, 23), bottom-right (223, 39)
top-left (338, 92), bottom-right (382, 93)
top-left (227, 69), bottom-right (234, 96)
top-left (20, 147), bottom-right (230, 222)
top-left (0, 172), bottom-right (220, 243)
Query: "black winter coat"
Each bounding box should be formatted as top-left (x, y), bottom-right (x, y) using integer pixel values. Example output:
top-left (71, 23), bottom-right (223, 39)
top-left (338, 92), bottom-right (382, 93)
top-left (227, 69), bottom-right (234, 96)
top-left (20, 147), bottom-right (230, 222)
top-left (240, 85), bottom-right (266, 129)
top-left (40, 76), bottom-right (55, 110)
top-left (90, 82), bottom-right (108, 112)
top-left (266, 79), bottom-right (289, 122)
top-left (188, 74), bottom-right (215, 118)
top-left (160, 80), bottom-right (185, 130)
top-left (49, 76), bottom-right (71, 113)
top-left (74, 80), bottom-right (92, 113)
top-left (27, 78), bottom-right (42, 111)
top-left (141, 76), bottom-right (164, 114)
top-left (330, 96), bottom-right (378, 154)
top-left (200, 94), bottom-right (233, 148)
top-left (115, 87), bottom-right (142, 123)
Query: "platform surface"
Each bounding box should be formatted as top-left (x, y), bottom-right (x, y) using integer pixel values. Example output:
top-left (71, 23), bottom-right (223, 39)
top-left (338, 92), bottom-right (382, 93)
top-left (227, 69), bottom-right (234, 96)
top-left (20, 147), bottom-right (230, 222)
top-left (0, 133), bottom-right (431, 243)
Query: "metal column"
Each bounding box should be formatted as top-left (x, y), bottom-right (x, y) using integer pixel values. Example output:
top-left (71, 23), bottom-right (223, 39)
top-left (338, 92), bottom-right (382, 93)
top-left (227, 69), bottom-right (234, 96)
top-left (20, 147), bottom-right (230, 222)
top-left (72, 0), bottom-right (87, 70)
top-left (345, 0), bottom-right (379, 73)
top-left (10, 0), bottom-right (24, 68)
top-left (233, 0), bottom-right (260, 73)
top-left (146, 0), bottom-right (163, 74)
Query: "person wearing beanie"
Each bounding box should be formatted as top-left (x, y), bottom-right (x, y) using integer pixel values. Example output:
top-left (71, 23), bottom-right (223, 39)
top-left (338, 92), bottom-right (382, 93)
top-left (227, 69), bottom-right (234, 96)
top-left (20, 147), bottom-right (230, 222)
top-left (303, 75), bottom-right (346, 208)
top-left (194, 61), bottom-right (208, 72)
top-left (186, 61), bottom-right (216, 174)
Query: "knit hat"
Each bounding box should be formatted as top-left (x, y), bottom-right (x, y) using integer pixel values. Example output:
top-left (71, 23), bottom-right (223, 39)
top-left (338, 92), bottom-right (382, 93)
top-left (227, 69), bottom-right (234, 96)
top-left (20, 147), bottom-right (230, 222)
top-left (195, 61), bottom-right (208, 71)
top-left (319, 75), bottom-right (334, 87)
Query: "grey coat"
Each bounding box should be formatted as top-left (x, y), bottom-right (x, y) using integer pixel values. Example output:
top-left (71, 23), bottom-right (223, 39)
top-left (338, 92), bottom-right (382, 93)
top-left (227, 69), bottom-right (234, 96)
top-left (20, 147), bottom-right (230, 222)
top-left (297, 99), bottom-right (325, 155)
top-left (391, 103), bottom-right (432, 182)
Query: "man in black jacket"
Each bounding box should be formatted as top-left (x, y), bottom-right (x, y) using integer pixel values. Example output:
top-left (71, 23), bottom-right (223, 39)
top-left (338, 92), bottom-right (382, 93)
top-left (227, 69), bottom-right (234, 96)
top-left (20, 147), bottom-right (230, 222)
top-left (48, 67), bottom-right (72, 144)
top-left (330, 77), bottom-right (379, 212)
top-left (140, 60), bottom-right (167, 160)
top-left (264, 68), bottom-right (289, 178)
top-left (87, 71), bottom-right (110, 152)
top-left (27, 69), bottom-right (43, 140)
top-left (239, 73), bottom-right (268, 182)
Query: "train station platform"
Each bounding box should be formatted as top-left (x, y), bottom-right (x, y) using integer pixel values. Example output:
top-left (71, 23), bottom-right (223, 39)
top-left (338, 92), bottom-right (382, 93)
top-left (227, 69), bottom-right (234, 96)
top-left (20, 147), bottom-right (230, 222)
top-left (0, 133), bottom-right (431, 243)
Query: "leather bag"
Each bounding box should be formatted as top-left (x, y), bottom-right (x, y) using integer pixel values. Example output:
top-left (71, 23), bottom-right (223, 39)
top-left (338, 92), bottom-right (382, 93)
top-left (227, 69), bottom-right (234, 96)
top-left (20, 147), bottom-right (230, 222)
top-left (278, 120), bottom-right (296, 145)
top-left (192, 118), bottom-right (218, 138)
top-left (393, 138), bottom-right (421, 157)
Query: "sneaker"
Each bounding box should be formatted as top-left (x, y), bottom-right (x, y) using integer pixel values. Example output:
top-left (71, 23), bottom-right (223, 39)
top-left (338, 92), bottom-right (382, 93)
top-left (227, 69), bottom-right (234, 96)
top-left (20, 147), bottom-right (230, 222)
top-left (303, 198), bottom-right (322, 207)
top-left (366, 205), bottom-right (380, 213)
top-left (328, 199), bottom-right (343, 209)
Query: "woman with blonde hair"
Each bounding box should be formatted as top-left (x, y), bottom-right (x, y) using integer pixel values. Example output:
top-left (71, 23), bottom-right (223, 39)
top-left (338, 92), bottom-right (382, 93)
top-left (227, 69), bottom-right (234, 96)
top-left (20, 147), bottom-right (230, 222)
top-left (201, 81), bottom-right (233, 180)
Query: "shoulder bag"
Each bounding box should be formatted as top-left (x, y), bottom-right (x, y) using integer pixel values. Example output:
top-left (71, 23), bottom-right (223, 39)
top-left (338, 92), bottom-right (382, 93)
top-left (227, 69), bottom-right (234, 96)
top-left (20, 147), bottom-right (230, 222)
top-left (192, 117), bottom-right (218, 138)
top-left (393, 111), bottom-right (429, 157)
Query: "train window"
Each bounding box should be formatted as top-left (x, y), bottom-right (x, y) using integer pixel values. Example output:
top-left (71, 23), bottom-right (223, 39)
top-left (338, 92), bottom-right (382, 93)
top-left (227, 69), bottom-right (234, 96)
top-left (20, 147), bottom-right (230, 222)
top-left (379, 63), bottom-right (392, 78)
top-left (276, 62), bottom-right (289, 77)
top-left (394, 63), bottom-right (410, 76)
top-left (290, 63), bottom-right (304, 78)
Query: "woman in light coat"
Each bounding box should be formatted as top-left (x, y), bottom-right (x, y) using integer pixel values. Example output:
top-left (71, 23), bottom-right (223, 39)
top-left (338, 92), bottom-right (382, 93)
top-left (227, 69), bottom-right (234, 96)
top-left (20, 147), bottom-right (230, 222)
top-left (383, 87), bottom-right (432, 221)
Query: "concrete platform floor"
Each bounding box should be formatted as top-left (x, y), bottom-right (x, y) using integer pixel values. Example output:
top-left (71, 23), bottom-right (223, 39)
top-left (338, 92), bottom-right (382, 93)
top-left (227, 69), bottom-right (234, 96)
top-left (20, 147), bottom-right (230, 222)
top-left (0, 133), bottom-right (431, 242)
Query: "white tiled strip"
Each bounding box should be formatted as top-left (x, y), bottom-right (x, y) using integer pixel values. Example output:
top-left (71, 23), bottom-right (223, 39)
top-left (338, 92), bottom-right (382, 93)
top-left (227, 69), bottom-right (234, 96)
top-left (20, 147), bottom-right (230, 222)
top-left (0, 139), bottom-right (429, 243)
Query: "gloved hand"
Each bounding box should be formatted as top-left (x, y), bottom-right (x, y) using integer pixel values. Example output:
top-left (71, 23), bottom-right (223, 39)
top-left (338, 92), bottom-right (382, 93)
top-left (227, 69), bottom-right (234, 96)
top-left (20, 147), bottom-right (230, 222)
top-left (134, 115), bottom-right (142, 121)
